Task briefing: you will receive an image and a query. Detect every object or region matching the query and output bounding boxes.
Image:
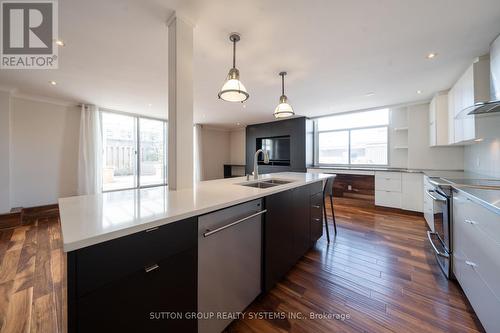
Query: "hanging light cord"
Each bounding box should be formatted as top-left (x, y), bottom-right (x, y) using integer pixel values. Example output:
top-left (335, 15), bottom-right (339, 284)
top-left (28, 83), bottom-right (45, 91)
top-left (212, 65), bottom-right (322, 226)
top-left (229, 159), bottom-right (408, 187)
top-left (281, 73), bottom-right (285, 95)
top-left (232, 39), bottom-right (236, 69)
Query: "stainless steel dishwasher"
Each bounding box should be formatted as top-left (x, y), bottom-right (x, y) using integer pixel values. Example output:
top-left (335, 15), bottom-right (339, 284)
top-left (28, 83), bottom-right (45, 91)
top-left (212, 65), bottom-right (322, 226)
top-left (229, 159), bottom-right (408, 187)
top-left (198, 199), bottom-right (265, 333)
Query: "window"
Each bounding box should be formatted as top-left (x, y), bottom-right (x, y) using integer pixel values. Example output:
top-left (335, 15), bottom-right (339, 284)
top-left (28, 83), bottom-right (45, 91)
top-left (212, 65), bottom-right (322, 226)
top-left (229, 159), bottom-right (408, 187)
top-left (316, 109), bottom-right (389, 166)
top-left (102, 112), bottom-right (167, 191)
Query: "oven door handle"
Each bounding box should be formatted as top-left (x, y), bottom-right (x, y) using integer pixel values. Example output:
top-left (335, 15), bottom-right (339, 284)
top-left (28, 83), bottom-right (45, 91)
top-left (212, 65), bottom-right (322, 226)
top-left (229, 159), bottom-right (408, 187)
top-left (427, 231), bottom-right (449, 258)
top-left (426, 189), bottom-right (447, 202)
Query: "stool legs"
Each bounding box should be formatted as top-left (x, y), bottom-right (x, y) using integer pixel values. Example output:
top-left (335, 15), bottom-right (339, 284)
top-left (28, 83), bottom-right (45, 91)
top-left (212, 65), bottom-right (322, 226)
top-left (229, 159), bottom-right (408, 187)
top-left (323, 198), bottom-right (331, 243)
top-left (329, 195), bottom-right (337, 235)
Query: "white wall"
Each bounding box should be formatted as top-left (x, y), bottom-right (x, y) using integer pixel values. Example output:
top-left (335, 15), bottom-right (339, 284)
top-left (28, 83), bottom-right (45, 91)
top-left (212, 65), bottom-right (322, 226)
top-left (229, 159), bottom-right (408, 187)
top-left (10, 97), bottom-right (80, 207)
top-left (463, 115), bottom-right (500, 178)
top-left (0, 91), bottom-right (11, 213)
top-left (200, 126), bottom-right (230, 180)
top-left (199, 126), bottom-right (246, 181)
top-left (229, 128), bottom-right (245, 165)
top-left (407, 103), bottom-right (464, 170)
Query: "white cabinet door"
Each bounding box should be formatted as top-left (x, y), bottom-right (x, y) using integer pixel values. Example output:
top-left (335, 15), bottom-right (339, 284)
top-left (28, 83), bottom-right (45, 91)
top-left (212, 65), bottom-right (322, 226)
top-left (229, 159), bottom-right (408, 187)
top-left (447, 86), bottom-right (456, 144)
top-left (453, 191), bottom-right (500, 332)
top-left (401, 173), bottom-right (423, 212)
top-left (375, 190), bottom-right (401, 208)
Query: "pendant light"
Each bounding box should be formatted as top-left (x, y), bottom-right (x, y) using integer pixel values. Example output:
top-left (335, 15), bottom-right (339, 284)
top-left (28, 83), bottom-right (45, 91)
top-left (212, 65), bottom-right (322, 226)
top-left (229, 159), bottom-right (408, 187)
top-left (218, 33), bottom-right (249, 103)
top-left (274, 71), bottom-right (294, 118)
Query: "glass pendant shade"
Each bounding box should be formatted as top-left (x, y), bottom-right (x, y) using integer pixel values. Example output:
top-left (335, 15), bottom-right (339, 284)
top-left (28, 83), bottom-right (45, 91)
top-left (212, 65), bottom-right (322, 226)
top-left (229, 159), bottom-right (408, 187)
top-left (274, 72), bottom-right (295, 118)
top-left (274, 95), bottom-right (294, 118)
top-left (218, 33), bottom-right (249, 103)
top-left (218, 69), bottom-right (249, 102)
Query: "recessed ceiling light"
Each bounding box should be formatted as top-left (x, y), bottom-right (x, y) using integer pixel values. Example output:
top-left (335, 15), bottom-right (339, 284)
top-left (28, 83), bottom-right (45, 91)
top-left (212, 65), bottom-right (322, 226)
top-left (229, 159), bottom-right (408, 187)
top-left (365, 92), bottom-right (375, 97)
top-left (49, 80), bottom-right (57, 86)
top-left (416, 90), bottom-right (423, 94)
top-left (236, 122), bottom-right (241, 126)
top-left (147, 103), bottom-right (152, 107)
top-left (426, 52), bottom-right (437, 59)
top-left (55, 40), bottom-right (65, 47)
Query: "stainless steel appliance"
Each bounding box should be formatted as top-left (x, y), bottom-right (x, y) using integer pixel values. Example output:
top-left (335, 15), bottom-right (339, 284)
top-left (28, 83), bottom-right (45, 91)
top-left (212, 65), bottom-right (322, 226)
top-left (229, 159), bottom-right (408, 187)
top-left (458, 33), bottom-right (500, 116)
top-left (198, 199), bottom-right (265, 333)
top-left (426, 181), bottom-right (453, 279)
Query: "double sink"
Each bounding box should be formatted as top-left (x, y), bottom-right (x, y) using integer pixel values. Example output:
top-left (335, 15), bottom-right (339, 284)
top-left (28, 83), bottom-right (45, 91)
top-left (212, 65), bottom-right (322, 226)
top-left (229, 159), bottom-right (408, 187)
top-left (239, 178), bottom-right (294, 188)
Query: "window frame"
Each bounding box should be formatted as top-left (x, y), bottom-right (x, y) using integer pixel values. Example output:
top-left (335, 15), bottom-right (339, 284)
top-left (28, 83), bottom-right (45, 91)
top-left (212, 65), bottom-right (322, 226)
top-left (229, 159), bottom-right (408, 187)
top-left (101, 110), bottom-right (168, 193)
top-left (314, 110), bottom-right (390, 167)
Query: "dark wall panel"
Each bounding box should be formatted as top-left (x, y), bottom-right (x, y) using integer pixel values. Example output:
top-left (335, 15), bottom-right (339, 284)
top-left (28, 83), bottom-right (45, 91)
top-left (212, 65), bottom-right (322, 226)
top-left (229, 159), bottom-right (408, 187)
top-left (246, 117), bottom-right (307, 175)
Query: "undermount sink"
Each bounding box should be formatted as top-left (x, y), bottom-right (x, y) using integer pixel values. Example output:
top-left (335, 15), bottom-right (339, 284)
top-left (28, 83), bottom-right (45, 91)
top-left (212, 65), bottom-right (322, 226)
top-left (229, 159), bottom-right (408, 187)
top-left (238, 178), bottom-right (294, 188)
top-left (240, 182), bottom-right (278, 188)
top-left (263, 179), bottom-right (293, 185)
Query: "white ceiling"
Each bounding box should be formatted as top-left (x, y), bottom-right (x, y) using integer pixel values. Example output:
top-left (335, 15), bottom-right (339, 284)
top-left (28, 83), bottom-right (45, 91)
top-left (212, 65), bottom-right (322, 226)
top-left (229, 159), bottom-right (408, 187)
top-left (1, 0), bottom-right (500, 128)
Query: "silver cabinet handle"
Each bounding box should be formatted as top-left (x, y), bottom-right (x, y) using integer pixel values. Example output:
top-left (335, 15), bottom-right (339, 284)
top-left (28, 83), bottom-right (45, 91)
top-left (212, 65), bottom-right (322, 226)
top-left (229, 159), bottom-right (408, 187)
top-left (145, 264), bottom-right (159, 273)
top-left (313, 218), bottom-right (321, 222)
top-left (425, 190), bottom-right (447, 202)
top-left (465, 261), bottom-right (477, 268)
top-left (427, 231), bottom-right (449, 258)
top-left (312, 205), bottom-right (321, 209)
top-left (464, 219), bottom-right (478, 225)
top-left (203, 210), bottom-right (267, 237)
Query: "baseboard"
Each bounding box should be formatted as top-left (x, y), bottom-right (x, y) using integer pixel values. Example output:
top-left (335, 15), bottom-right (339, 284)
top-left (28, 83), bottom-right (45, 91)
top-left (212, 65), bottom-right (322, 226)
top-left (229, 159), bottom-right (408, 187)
top-left (0, 204), bottom-right (59, 229)
top-left (0, 208), bottom-right (23, 229)
top-left (22, 204), bottom-right (59, 224)
top-left (374, 205), bottom-right (424, 217)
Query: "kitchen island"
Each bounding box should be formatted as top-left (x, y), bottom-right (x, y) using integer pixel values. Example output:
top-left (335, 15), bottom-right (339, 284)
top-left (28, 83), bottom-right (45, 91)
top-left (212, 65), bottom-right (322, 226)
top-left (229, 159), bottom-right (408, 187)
top-left (59, 172), bottom-right (334, 333)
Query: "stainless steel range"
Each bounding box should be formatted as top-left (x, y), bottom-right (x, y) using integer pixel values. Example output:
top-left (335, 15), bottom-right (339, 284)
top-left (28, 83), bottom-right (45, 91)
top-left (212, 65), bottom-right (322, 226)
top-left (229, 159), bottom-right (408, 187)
top-left (426, 179), bottom-right (453, 279)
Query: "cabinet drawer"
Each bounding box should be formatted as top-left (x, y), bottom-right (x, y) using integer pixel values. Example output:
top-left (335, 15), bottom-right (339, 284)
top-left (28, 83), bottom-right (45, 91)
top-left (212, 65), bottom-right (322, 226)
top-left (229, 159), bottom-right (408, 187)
top-left (77, 248), bottom-right (197, 333)
top-left (75, 218), bottom-right (197, 296)
top-left (453, 248), bottom-right (500, 333)
top-left (375, 172), bottom-right (401, 192)
top-left (309, 180), bottom-right (323, 195)
top-left (454, 193), bottom-right (500, 300)
top-left (375, 190), bottom-right (401, 208)
top-left (455, 191), bottom-right (500, 246)
top-left (310, 192), bottom-right (323, 219)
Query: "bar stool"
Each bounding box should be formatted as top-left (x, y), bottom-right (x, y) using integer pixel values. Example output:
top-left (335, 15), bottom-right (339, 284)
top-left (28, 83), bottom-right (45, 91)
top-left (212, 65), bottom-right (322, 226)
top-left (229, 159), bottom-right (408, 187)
top-left (323, 177), bottom-right (337, 242)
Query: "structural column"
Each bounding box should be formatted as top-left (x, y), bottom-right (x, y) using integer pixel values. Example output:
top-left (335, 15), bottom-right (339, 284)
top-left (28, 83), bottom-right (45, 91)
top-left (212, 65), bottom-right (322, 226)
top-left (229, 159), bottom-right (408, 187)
top-left (167, 13), bottom-right (194, 190)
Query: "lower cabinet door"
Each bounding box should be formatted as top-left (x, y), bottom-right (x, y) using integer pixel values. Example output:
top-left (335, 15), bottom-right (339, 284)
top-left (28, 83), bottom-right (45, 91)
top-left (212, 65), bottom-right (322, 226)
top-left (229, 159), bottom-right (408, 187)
top-left (310, 192), bottom-right (323, 244)
top-left (292, 186), bottom-right (311, 262)
top-left (76, 248), bottom-right (197, 333)
top-left (264, 190), bottom-right (294, 291)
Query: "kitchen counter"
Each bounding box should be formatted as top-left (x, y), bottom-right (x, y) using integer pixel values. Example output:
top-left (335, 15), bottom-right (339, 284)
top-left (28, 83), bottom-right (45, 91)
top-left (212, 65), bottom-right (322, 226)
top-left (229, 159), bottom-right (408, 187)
top-left (454, 186), bottom-right (500, 215)
top-left (308, 166), bottom-right (468, 178)
top-left (59, 172), bottom-right (334, 252)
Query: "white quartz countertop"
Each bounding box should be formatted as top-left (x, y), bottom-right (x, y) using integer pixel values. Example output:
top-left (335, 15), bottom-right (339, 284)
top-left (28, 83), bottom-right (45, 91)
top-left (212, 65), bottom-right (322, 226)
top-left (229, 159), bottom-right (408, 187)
top-left (59, 172), bottom-right (334, 252)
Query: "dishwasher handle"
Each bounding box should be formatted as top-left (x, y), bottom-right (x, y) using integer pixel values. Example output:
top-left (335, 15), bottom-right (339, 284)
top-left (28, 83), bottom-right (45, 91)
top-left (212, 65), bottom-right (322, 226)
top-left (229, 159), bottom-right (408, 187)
top-left (203, 209), bottom-right (267, 238)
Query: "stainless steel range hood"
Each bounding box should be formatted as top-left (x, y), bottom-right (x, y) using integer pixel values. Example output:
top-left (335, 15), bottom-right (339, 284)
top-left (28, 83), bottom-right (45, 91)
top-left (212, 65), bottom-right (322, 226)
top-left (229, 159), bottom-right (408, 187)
top-left (458, 33), bottom-right (500, 117)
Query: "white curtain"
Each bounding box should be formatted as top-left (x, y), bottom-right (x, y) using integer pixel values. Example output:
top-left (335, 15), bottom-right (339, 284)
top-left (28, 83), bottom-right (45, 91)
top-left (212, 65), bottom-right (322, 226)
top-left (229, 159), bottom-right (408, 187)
top-left (77, 104), bottom-right (103, 195)
top-left (193, 124), bottom-right (204, 182)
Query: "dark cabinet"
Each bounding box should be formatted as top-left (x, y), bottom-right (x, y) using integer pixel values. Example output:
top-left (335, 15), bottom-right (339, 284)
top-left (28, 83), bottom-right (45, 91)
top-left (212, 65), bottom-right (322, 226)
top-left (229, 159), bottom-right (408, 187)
top-left (67, 218), bottom-right (198, 333)
top-left (264, 182), bottom-right (322, 291)
top-left (263, 190), bottom-right (294, 291)
top-left (291, 186), bottom-right (311, 262)
top-left (310, 192), bottom-right (323, 243)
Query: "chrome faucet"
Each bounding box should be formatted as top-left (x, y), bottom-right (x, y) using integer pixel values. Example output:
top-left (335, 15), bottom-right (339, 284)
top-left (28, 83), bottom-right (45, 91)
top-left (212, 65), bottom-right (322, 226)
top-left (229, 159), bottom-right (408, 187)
top-left (253, 149), bottom-right (269, 180)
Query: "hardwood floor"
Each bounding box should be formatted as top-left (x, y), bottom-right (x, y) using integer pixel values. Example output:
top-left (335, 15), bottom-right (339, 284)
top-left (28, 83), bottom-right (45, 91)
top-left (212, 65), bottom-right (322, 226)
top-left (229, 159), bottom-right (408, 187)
top-left (0, 218), bottom-right (65, 333)
top-left (226, 201), bottom-right (485, 333)
top-left (0, 202), bottom-right (484, 333)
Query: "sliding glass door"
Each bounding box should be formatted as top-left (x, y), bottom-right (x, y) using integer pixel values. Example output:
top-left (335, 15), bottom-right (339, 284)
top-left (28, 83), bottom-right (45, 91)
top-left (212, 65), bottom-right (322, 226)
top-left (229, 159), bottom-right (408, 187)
top-left (102, 112), bottom-right (167, 192)
top-left (139, 118), bottom-right (166, 187)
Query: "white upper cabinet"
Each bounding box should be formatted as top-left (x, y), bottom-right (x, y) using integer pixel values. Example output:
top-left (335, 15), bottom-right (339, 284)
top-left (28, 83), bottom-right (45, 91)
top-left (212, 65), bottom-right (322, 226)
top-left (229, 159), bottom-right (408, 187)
top-left (447, 55), bottom-right (490, 144)
top-left (429, 91), bottom-right (449, 146)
